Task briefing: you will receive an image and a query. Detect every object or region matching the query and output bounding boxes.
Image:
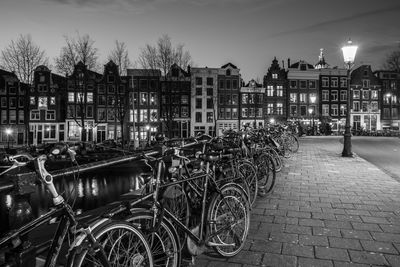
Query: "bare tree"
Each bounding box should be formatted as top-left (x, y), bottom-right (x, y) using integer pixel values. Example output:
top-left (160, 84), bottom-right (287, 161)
top-left (383, 46), bottom-right (400, 72)
top-left (137, 34), bottom-right (193, 75)
top-left (0, 34), bottom-right (48, 84)
top-left (55, 33), bottom-right (99, 75)
top-left (107, 40), bottom-right (131, 76)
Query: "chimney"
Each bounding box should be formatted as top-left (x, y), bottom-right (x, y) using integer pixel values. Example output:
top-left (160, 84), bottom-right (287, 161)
top-left (282, 60), bottom-right (285, 69)
top-left (288, 58), bottom-right (291, 68)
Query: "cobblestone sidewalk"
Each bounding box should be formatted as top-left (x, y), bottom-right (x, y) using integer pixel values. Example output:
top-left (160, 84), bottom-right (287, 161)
top-left (193, 137), bottom-right (400, 267)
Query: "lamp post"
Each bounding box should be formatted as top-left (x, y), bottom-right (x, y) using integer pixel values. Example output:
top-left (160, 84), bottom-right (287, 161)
top-left (145, 124), bottom-right (150, 146)
top-left (5, 128), bottom-right (12, 149)
top-left (341, 39), bottom-right (358, 157)
top-left (308, 108), bottom-right (314, 135)
top-left (310, 95), bottom-right (316, 135)
top-left (386, 93), bottom-right (393, 129)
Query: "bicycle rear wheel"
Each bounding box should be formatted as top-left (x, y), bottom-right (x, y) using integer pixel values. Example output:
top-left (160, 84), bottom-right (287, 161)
top-left (238, 159), bottom-right (258, 207)
top-left (256, 153), bottom-right (276, 194)
top-left (70, 221), bottom-right (153, 267)
top-left (207, 183), bottom-right (250, 257)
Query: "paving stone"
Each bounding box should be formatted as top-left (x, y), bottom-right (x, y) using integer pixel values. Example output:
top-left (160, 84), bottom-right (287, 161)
top-left (258, 222), bottom-right (285, 233)
top-left (322, 208), bottom-right (347, 215)
top-left (207, 262), bottom-right (239, 267)
top-left (269, 232), bottom-right (299, 244)
top-left (299, 234), bottom-right (329, 246)
top-left (370, 232), bottom-right (400, 243)
top-left (312, 212), bottom-right (337, 220)
top-left (332, 261), bottom-right (373, 267)
top-left (360, 240), bottom-right (398, 254)
top-left (378, 224), bottom-right (400, 234)
top-left (315, 246), bottom-right (350, 261)
top-left (348, 250), bottom-right (389, 265)
top-left (344, 209), bottom-right (371, 216)
top-left (274, 216), bottom-right (299, 225)
top-left (328, 237), bottom-right (363, 250)
top-left (287, 210), bottom-right (311, 219)
top-left (313, 227), bottom-right (342, 237)
top-left (340, 229), bottom-right (373, 240)
top-left (284, 224), bottom-right (312, 235)
top-left (299, 218), bottom-right (325, 227)
top-left (385, 254), bottom-right (400, 266)
top-left (299, 206), bottom-right (322, 213)
top-left (298, 257), bottom-right (334, 267)
top-left (394, 243), bottom-right (400, 253)
top-left (335, 214), bottom-right (363, 222)
top-left (282, 243), bottom-right (314, 258)
top-left (227, 250), bottom-right (263, 265)
top-left (250, 240), bottom-right (282, 254)
top-left (262, 253), bottom-right (297, 267)
top-left (324, 220), bottom-right (353, 229)
top-left (360, 216), bottom-right (391, 224)
top-left (350, 222), bottom-right (382, 232)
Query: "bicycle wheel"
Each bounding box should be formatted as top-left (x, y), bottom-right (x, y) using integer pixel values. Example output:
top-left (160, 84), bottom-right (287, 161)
top-left (207, 183), bottom-right (250, 257)
top-left (126, 209), bottom-right (181, 267)
top-left (256, 153), bottom-right (276, 194)
top-left (161, 184), bottom-right (190, 248)
top-left (269, 148), bottom-right (282, 172)
top-left (287, 134), bottom-right (299, 153)
top-left (71, 221), bottom-right (153, 267)
top-left (238, 159), bottom-right (258, 207)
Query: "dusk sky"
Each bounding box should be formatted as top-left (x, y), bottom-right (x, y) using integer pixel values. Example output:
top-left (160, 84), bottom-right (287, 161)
top-left (0, 0), bottom-right (399, 81)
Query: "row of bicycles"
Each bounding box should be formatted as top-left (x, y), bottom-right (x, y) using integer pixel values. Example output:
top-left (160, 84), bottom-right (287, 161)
top-left (0, 124), bottom-right (299, 267)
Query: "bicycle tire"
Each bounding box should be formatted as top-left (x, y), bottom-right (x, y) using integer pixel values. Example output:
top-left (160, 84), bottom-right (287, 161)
top-left (70, 221), bottom-right (153, 267)
top-left (126, 209), bottom-right (181, 267)
top-left (238, 159), bottom-right (258, 207)
top-left (207, 183), bottom-right (250, 257)
top-left (257, 153), bottom-right (276, 194)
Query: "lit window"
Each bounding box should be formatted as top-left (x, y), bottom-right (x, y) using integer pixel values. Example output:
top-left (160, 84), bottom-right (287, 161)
top-left (331, 78), bottom-right (338, 87)
top-left (272, 73), bottom-right (278, 79)
top-left (30, 97), bottom-right (36, 105)
top-left (50, 97), bottom-right (56, 105)
top-left (9, 110), bottom-right (16, 124)
top-left (38, 97), bottom-right (48, 109)
top-left (46, 110), bottom-right (55, 120)
top-left (30, 110), bottom-right (40, 120)
top-left (87, 92), bottom-right (93, 103)
top-left (68, 92), bottom-right (75, 102)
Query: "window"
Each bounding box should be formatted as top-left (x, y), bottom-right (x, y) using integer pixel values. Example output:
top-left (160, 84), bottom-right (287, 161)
top-left (150, 109), bottom-right (158, 121)
top-left (277, 103), bottom-right (283, 115)
top-left (340, 91), bottom-right (347, 101)
top-left (240, 94), bottom-right (247, 104)
top-left (87, 106), bottom-right (93, 118)
top-left (98, 109), bottom-right (106, 121)
top-left (30, 110), bottom-right (40, 120)
top-left (9, 110), bottom-right (16, 124)
top-left (107, 96), bottom-right (114, 106)
top-left (321, 90), bottom-right (328, 101)
top-left (331, 77), bottom-right (338, 87)
top-left (362, 102), bottom-right (368, 112)
top-left (276, 85), bottom-right (283, 97)
top-left (149, 80), bottom-right (157, 90)
top-left (300, 105), bottom-right (307, 116)
top-left (67, 105), bottom-right (75, 118)
top-left (87, 84), bottom-right (94, 91)
top-left (44, 125), bottom-right (56, 139)
top-left (300, 64), bottom-right (307, 71)
top-left (181, 106), bottom-right (189, 117)
top-left (1, 110), bottom-right (6, 124)
top-left (232, 108), bottom-right (238, 119)
top-left (331, 91), bottom-right (338, 101)
top-left (362, 90), bottom-right (369, 100)
top-left (108, 75), bottom-right (115, 83)
top-left (267, 103), bottom-right (273, 114)
top-left (181, 95), bottom-right (188, 104)
top-left (309, 81), bottom-right (316, 89)
top-left (322, 77), bottom-right (329, 87)
top-left (68, 92), bottom-right (75, 102)
top-left (353, 101), bottom-right (360, 112)
top-left (331, 105), bottom-right (338, 116)
top-left (272, 73), bottom-right (278, 79)
top-left (340, 77), bottom-right (347, 88)
top-left (140, 93), bottom-right (148, 105)
top-left (195, 77), bottom-right (202, 86)
top-left (362, 79), bottom-right (370, 88)
top-left (107, 109), bottom-right (115, 121)
top-left (196, 98), bottom-right (202, 109)
top-left (18, 110), bottom-right (24, 124)
top-left (241, 108), bottom-right (247, 118)
top-left (290, 93), bottom-right (297, 103)
top-left (98, 95), bottom-right (106, 106)
top-left (299, 80), bottom-right (307, 89)
top-left (196, 88), bottom-right (202, 96)
top-left (206, 88), bottom-right (213, 96)
top-left (232, 94), bottom-right (238, 105)
top-left (219, 80), bottom-right (224, 89)
top-left (49, 97), bottom-right (55, 105)
top-left (322, 104), bottom-right (329, 116)
top-left (206, 77), bottom-right (213, 86)
top-left (371, 101), bottom-right (378, 112)
top-left (139, 109), bottom-right (148, 122)
top-left (150, 93), bottom-right (157, 105)
top-left (98, 84), bottom-right (105, 94)
top-left (353, 90), bottom-right (360, 99)
top-left (38, 97), bottom-right (48, 108)
top-left (340, 104), bottom-right (346, 116)
top-left (206, 112), bottom-right (213, 123)
top-left (38, 85), bottom-right (47, 92)
top-left (9, 98), bottom-right (16, 108)
top-left (290, 105), bottom-right (297, 116)
top-left (118, 85), bottom-right (125, 94)
top-left (195, 112), bottom-right (202, 122)
top-left (1, 98), bottom-right (6, 108)
top-left (46, 110), bottom-right (55, 120)
top-left (226, 80), bottom-right (231, 89)
top-left (226, 69), bottom-right (231, 76)
top-left (371, 90), bottom-right (378, 99)
top-left (225, 108), bottom-right (231, 119)
top-left (290, 80), bottom-right (297, 89)
top-left (206, 98), bottom-right (213, 109)
top-left (267, 86), bottom-right (273, 96)
top-left (249, 108), bottom-right (254, 117)
top-left (87, 92), bottom-right (93, 103)
top-left (299, 93), bottom-right (307, 103)
top-left (232, 80), bottom-right (238, 89)
top-left (39, 75), bottom-right (45, 82)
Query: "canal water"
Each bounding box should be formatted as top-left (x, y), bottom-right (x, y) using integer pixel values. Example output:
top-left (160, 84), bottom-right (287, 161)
top-left (0, 160), bottom-right (151, 233)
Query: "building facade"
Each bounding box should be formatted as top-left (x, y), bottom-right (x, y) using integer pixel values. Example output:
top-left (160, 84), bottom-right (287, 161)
top-left (217, 63), bottom-right (241, 135)
top-left (350, 65), bottom-right (381, 132)
top-left (374, 70), bottom-right (399, 130)
top-left (263, 58), bottom-right (288, 124)
top-left (240, 79), bottom-right (265, 128)
top-left (190, 67), bottom-right (219, 136)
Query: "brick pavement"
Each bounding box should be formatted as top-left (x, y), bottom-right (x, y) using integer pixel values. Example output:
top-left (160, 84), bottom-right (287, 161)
top-left (192, 137), bottom-right (400, 267)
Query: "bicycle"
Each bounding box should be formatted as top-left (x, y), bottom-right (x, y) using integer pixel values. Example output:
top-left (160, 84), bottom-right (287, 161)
top-left (0, 145), bottom-right (153, 267)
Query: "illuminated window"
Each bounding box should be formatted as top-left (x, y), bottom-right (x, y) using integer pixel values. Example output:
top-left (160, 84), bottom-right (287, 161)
top-left (38, 97), bottom-right (47, 108)
top-left (46, 110), bottom-right (55, 120)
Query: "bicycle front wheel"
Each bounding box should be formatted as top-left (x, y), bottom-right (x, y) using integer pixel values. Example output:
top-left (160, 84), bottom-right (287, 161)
top-left (71, 221), bottom-right (153, 267)
top-left (208, 183), bottom-right (250, 257)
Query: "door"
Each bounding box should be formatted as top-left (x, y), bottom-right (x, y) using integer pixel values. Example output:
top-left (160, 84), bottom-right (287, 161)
top-left (17, 133), bottom-right (23, 145)
top-left (37, 132), bottom-right (42, 144)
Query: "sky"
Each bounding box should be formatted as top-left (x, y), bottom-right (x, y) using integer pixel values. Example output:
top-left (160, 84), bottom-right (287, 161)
top-left (0, 0), bottom-right (399, 81)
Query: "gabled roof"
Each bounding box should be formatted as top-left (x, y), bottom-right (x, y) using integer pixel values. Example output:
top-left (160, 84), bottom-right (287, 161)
top-left (127, 69), bottom-right (162, 77)
top-left (221, 62), bottom-right (238, 69)
top-left (289, 60), bottom-right (314, 70)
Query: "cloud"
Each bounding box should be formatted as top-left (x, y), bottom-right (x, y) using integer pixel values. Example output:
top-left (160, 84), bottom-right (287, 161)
top-left (268, 4), bottom-right (400, 38)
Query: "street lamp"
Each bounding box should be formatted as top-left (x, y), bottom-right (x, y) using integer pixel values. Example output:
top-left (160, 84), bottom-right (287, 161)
top-left (5, 128), bottom-right (12, 149)
top-left (386, 93), bottom-right (393, 129)
top-left (341, 39), bottom-right (358, 157)
top-left (310, 95), bottom-right (316, 135)
top-left (145, 124), bottom-right (150, 146)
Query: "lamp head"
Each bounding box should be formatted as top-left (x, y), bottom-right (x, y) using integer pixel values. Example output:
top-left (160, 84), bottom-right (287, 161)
top-left (342, 39), bottom-right (358, 67)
